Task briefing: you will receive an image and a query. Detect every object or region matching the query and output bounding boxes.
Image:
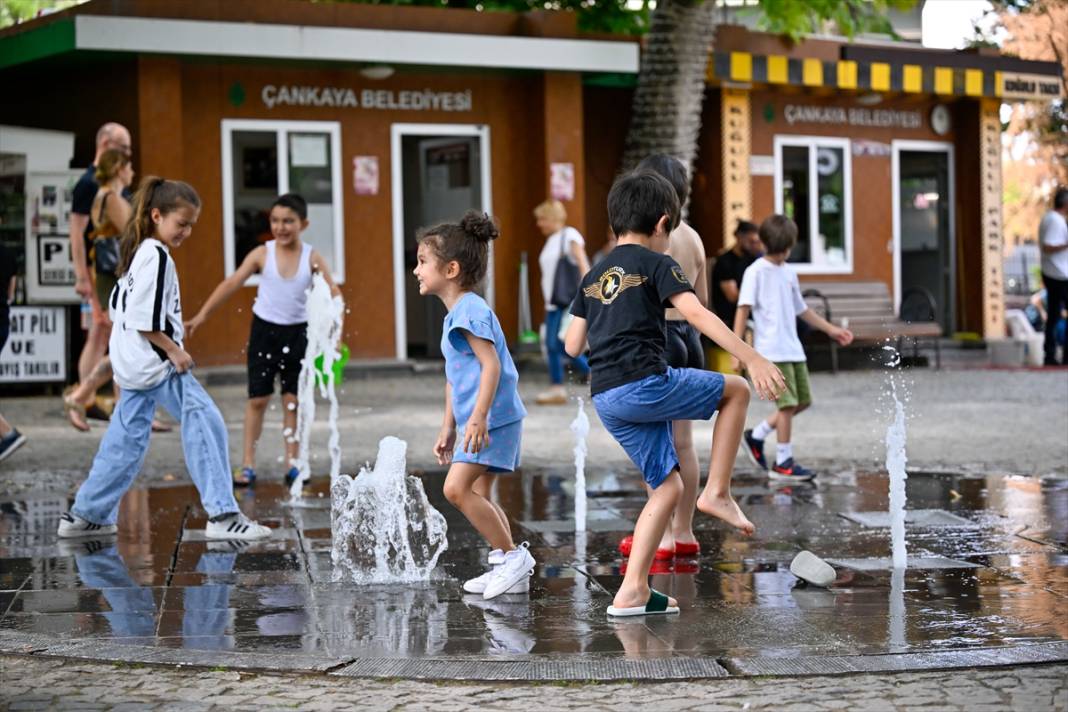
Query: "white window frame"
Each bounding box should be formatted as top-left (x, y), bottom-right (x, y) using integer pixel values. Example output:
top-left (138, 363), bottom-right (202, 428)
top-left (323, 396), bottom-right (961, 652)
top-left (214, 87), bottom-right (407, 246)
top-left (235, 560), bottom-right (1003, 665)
top-left (220, 119), bottom-right (345, 284)
top-left (773, 135), bottom-right (854, 275)
top-left (390, 123), bottom-right (493, 360)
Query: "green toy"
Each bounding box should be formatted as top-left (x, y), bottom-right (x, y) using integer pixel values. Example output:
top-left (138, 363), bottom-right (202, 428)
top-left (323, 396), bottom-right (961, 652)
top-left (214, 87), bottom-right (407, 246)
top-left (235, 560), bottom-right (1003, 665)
top-left (314, 342), bottom-right (350, 387)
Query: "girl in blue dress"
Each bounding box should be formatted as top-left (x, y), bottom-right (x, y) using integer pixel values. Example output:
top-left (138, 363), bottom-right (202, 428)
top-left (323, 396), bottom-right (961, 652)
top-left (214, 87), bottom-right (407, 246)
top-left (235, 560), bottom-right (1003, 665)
top-left (413, 211), bottom-right (534, 600)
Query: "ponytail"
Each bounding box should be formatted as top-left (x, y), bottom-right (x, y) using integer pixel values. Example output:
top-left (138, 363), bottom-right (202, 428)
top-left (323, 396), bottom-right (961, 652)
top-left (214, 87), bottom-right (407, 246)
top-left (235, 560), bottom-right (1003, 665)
top-left (117, 177), bottom-right (200, 275)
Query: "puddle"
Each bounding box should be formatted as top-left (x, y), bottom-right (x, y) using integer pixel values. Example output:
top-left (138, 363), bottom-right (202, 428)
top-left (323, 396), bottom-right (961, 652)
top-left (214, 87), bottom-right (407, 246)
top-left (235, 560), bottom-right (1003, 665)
top-left (1, 468), bottom-right (1066, 660)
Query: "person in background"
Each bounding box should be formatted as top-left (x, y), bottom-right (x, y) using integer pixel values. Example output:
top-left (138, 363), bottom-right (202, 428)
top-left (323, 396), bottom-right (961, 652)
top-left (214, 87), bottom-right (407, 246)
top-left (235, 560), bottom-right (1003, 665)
top-left (534, 199), bottom-right (590, 405)
top-left (736, 215), bottom-right (853, 482)
top-left (68, 123), bottom-right (131, 403)
top-left (592, 226), bottom-right (618, 268)
top-left (0, 240), bottom-right (26, 462)
top-left (709, 219), bottom-right (763, 374)
top-left (1038, 187), bottom-right (1068, 366)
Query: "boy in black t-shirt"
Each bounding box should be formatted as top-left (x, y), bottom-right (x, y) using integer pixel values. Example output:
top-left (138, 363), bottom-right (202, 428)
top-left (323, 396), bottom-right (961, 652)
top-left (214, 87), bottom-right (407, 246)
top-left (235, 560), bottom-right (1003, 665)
top-left (565, 171), bottom-right (785, 617)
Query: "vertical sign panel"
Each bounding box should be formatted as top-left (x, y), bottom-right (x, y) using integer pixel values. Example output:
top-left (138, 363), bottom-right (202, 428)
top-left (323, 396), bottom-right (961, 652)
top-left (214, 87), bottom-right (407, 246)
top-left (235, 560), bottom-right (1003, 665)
top-left (979, 99), bottom-right (1005, 338)
top-left (722, 88), bottom-right (751, 249)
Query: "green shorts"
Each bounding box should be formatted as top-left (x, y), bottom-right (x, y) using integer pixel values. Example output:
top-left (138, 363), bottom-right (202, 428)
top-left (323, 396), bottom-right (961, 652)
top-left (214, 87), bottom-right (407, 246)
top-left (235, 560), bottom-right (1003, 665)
top-left (774, 361), bottom-right (812, 409)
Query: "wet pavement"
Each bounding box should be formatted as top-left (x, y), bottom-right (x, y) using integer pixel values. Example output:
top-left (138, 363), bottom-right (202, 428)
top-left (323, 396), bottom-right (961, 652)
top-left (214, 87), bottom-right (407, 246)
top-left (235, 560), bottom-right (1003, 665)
top-left (2, 461), bottom-right (1067, 680)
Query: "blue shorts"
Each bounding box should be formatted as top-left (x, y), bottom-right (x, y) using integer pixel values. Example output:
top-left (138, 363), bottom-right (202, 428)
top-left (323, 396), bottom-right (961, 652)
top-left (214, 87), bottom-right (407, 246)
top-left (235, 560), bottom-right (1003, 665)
top-left (452, 419), bottom-right (523, 473)
top-left (593, 367), bottom-right (725, 489)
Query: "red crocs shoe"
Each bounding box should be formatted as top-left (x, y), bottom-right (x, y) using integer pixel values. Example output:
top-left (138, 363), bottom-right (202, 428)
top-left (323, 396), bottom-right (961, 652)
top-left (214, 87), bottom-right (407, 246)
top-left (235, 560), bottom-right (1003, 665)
top-left (619, 535), bottom-right (674, 560)
top-left (674, 541), bottom-right (700, 557)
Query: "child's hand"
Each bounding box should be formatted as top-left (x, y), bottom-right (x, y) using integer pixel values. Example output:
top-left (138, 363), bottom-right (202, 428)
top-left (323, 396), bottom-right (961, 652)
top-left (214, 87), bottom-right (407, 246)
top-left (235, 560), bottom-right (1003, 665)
top-left (168, 346), bottom-right (195, 374)
top-left (745, 356), bottom-right (786, 401)
top-left (830, 326), bottom-right (854, 346)
top-left (433, 426), bottom-right (456, 466)
top-left (462, 415), bottom-right (490, 454)
top-left (183, 313), bottom-right (205, 337)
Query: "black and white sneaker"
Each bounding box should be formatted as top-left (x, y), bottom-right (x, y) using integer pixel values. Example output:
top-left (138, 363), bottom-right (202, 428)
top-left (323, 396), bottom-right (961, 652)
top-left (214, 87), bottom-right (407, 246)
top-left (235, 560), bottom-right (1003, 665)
top-left (57, 512), bottom-right (118, 538)
top-left (0, 429), bottom-right (26, 463)
top-left (205, 513), bottom-right (272, 540)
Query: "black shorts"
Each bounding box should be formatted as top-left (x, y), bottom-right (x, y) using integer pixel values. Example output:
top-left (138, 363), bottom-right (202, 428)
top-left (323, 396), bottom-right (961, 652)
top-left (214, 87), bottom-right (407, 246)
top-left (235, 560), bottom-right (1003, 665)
top-left (247, 315), bottom-right (307, 398)
top-left (665, 320), bottom-right (705, 370)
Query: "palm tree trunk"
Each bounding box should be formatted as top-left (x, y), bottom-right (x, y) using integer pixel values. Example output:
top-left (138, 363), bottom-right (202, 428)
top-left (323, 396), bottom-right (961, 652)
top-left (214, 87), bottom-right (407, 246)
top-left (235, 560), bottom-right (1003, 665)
top-left (620, 0), bottom-right (719, 183)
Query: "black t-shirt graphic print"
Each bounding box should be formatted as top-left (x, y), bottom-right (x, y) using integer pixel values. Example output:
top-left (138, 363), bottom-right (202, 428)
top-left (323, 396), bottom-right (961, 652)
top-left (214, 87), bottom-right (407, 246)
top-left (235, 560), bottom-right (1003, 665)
top-left (570, 244), bottom-right (694, 395)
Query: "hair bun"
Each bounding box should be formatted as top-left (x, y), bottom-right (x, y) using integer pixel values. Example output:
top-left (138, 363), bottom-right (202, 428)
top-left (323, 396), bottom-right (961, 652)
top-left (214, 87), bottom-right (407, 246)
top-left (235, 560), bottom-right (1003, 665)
top-left (460, 211), bottom-right (500, 243)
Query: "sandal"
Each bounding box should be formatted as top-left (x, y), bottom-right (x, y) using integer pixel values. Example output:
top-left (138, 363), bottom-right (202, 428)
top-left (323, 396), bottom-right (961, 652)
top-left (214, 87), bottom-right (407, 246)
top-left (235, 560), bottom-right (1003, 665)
top-left (63, 394), bottom-right (91, 432)
top-left (607, 589), bottom-right (680, 617)
top-left (232, 466), bottom-right (256, 487)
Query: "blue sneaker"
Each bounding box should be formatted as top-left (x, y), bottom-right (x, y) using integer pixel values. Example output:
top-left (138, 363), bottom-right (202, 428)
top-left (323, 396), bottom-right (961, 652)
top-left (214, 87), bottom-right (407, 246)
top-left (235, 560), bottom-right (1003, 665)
top-left (770, 458), bottom-right (816, 482)
top-left (742, 429), bottom-right (767, 470)
top-left (232, 466), bottom-right (256, 487)
top-left (284, 467), bottom-right (301, 486)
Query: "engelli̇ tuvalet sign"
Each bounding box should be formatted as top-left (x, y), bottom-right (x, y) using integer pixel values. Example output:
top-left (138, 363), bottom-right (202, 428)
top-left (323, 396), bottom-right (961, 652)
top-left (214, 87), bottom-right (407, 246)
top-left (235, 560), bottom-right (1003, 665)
top-left (998, 72), bottom-right (1063, 102)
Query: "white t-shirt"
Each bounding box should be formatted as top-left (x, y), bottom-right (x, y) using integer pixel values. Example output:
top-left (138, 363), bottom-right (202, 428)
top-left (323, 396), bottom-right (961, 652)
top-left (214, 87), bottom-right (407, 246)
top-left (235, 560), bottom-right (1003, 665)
top-left (737, 257), bottom-right (808, 362)
top-left (109, 238), bottom-right (185, 390)
top-left (538, 226), bottom-right (585, 312)
top-left (1039, 209), bottom-right (1068, 280)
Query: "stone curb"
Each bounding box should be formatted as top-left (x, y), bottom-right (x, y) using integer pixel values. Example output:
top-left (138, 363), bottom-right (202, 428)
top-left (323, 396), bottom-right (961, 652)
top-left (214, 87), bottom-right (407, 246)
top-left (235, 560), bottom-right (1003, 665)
top-left (3, 632), bottom-right (1066, 682)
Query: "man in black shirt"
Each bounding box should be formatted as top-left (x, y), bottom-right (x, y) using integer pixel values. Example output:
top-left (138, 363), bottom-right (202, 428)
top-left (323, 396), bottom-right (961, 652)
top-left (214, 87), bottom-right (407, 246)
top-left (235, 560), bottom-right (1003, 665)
top-left (564, 170), bottom-right (784, 618)
top-left (70, 122), bottom-right (131, 384)
top-left (710, 219), bottom-right (763, 372)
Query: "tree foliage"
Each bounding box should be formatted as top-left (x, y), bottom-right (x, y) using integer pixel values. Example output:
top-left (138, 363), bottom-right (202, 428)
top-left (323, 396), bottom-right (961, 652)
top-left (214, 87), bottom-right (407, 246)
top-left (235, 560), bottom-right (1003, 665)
top-left (0, 0), bottom-right (85, 28)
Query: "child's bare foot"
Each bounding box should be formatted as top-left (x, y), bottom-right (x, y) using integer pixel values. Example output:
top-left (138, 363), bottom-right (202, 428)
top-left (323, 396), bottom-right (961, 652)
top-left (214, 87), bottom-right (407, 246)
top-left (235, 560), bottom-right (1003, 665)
top-left (612, 585), bottom-right (677, 611)
top-left (697, 492), bottom-right (755, 536)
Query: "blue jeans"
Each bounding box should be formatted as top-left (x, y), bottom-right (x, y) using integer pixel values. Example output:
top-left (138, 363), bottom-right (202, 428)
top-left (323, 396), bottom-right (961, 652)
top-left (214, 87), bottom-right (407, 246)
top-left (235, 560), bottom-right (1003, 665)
top-left (76, 545), bottom-right (156, 639)
top-left (72, 371), bottom-right (239, 525)
top-left (545, 308), bottom-right (589, 385)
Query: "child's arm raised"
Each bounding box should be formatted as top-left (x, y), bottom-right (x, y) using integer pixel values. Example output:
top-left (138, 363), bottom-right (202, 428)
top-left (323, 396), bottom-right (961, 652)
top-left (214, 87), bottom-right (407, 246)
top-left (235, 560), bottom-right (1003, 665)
top-left (142, 331), bottom-right (194, 373)
top-left (310, 250), bottom-right (343, 298)
top-left (184, 246), bottom-right (265, 336)
top-left (563, 315), bottom-right (588, 358)
top-left (669, 291), bottom-right (785, 401)
top-left (799, 308), bottom-right (854, 346)
top-left (462, 332), bottom-right (501, 455)
top-left (434, 382), bottom-right (457, 465)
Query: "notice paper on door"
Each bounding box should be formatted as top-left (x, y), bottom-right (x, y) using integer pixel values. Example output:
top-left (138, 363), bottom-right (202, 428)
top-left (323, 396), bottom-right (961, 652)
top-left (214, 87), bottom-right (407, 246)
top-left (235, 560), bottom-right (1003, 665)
top-left (550, 162), bottom-right (574, 201)
top-left (353, 156), bottom-right (379, 195)
top-left (290, 134), bottom-right (329, 167)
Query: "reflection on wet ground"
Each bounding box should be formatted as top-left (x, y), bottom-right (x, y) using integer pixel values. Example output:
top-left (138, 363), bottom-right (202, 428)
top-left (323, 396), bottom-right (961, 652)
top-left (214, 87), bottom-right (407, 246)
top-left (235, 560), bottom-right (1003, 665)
top-left (1, 467), bottom-right (1066, 663)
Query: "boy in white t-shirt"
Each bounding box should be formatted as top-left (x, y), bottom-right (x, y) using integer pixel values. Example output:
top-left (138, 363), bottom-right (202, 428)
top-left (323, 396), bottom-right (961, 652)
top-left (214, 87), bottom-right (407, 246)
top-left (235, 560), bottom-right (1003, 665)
top-left (733, 215), bottom-right (853, 481)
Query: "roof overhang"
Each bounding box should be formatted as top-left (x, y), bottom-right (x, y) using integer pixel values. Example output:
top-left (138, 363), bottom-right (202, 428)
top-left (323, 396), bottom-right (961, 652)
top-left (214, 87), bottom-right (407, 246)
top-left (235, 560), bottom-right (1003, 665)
top-left (0, 14), bottom-right (639, 74)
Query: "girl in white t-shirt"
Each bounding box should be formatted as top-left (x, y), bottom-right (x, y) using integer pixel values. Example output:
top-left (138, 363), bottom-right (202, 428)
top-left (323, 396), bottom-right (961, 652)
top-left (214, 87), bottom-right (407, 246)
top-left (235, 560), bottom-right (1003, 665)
top-left (185, 194), bottom-right (340, 487)
top-left (533, 199), bottom-right (590, 405)
top-left (58, 177), bottom-right (271, 542)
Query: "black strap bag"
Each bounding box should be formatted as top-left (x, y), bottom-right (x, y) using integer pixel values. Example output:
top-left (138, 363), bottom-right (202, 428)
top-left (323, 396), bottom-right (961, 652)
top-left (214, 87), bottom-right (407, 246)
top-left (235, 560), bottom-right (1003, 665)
top-left (549, 229), bottom-right (581, 308)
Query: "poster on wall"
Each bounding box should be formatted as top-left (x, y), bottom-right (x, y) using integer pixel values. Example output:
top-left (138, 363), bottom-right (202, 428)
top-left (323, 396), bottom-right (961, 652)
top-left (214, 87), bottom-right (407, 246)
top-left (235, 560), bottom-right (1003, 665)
top-left (353, 156), bottom-right (379, 196)
top-left (550, 163), bottom-right (575, 201)
top-left (24, 170), bottom-right (82, 304)
top-left (0, 306), bottom-right (67, 383)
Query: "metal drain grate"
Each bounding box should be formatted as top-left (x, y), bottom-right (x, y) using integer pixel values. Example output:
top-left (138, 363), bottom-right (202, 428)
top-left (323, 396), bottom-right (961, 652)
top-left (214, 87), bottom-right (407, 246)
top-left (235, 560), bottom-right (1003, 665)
top-left (839, 509), bottom-right (978, 529)
top-left (827, 556), bottom-right (980, 571)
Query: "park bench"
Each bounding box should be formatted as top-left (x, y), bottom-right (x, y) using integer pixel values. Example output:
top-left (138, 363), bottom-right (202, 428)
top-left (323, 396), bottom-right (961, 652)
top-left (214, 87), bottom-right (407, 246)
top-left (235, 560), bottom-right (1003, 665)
top-left (801, 280), bottom-right (942, 372)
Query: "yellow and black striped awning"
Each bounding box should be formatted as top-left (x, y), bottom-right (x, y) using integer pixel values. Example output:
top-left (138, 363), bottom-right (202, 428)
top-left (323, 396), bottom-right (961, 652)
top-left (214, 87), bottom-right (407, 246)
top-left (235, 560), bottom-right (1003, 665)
top-left (710, 51), bottom-right (1010, 98)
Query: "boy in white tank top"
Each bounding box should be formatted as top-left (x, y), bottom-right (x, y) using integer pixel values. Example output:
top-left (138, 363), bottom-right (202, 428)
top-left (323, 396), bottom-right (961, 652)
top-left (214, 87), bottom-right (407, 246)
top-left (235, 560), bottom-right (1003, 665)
top-left (185, 194), bottom-right (341, 486)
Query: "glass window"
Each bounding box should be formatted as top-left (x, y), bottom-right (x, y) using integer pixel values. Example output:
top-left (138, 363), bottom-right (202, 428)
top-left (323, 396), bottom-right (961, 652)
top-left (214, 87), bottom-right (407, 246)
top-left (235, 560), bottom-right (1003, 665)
top-left (774, 137), bottom-right (852, 272)
top-left (222, 121), bottom-right (344, 283)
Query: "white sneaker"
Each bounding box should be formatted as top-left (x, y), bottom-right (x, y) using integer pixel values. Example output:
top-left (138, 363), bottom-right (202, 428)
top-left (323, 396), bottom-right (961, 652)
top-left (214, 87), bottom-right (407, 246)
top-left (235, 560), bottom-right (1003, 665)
top-left (464, 568), bottom-right (531, 594)
top-left (57, 512), bottom-right (117, 538)
top-left (483, 542), bottom-right (536, 599)
top-left (205, 513), bottom-right (272, 540)
top-left (463, 548), bottom-right (530, 594)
